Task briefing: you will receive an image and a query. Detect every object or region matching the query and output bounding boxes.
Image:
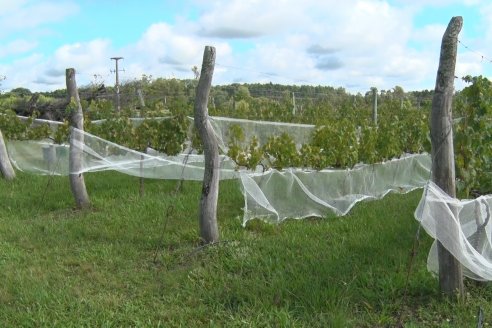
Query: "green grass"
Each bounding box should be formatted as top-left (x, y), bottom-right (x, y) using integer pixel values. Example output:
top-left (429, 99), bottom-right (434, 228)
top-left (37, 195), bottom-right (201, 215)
top-left (1, 171), bottom-right (492, 327)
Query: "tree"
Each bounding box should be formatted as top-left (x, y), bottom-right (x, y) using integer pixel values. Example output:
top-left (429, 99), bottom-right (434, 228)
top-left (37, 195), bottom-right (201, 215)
top-left (235, 85), bottom-right (251, 102)
top-left (10, 87), bottom-right (32, 97)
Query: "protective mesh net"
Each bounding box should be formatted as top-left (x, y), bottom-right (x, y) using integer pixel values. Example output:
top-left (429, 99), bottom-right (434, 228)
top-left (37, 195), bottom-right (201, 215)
top-left (241, 153), bottom-right (431, 225)
top-left (6, 116), bottom-right (431, 226)
top-left (207, 116), bottom-right (315, 151)
top-left (415, 181), bottom-right (492, 281)
top-left (7, 130), bottom-right (239, 180)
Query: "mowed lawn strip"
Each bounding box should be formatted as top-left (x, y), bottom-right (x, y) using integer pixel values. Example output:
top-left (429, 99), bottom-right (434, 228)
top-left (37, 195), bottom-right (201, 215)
top-left (1, 171), bottom-right (491, 327)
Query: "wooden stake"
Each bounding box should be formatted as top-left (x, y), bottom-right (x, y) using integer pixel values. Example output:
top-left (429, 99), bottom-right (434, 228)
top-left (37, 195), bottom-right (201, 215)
top-left (66, 68), bottom-right (91, 209)
top-left (430, 16), bottom-right (464, 297)
top-left (194, 46), bottom-right (219, 244)
top-left (0, 129), bottom-right (15, 181)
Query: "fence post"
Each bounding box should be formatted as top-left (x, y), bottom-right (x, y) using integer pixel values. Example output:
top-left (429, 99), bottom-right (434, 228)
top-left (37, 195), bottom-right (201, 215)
top-left (66, 68), bottom-right (91, 209)
top-left (194, 46), bottom-right (219, 244)
top-left (430, 16), bottom-right (463, 297)
top-left (0, 129), bottom-right (15, 180)
top-left (292, 92), bottom-right (297, 115)
top-left (137, 88), bottom-right (145, 107)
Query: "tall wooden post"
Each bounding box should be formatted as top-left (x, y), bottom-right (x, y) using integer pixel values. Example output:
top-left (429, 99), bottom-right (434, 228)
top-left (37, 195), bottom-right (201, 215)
top-left (430, 16), bottom-right (463, 297)
top-left (137, 88), bottom-right (145, 108)
top-left (0, 129), bottom-right (15, 181)
top-left (292, 92), bottom-right (297, 115)
top-left (194, 46), bottom-right (219, 244)
top-left (66, 68), bottom-right (91, 209)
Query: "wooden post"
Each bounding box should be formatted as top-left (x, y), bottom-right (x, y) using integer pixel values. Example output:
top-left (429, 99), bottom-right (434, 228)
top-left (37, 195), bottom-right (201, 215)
top-left (292, 92), bottom-right (296, 115)
top-left (66, 68), bottom-right (91, 209)
top-left (137, 88), bottom-right (145, 112)
top-left (194, 46), bottom-right (219, 244)
top-left (0, 129), bottom-right (15, 181)
top-left (372, 87), bottom-right (378, 125)
top-left (430, 16), bottom-right (463, 297)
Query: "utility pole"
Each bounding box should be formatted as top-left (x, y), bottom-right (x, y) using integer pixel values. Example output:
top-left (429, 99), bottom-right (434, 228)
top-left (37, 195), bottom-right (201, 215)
top-left (110, 56), bottom-right (124, 112)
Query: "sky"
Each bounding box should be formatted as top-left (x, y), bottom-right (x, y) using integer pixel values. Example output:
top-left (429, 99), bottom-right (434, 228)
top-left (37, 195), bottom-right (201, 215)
top-left (0, 0), bottom-right (491, 94)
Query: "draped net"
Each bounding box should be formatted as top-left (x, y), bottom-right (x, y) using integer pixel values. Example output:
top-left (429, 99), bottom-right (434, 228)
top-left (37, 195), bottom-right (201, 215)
top-left (5, 116), bottom-right (432, 226)
top-left (8, 115), bottom-right (492, 280)
top-left (415, 181), bottom-right (492, 281)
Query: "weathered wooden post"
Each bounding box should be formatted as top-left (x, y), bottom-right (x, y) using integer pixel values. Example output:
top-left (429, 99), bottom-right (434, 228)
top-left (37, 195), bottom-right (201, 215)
top-left (292, 92), bottom-right (297, 115)
top-left (66, 68), bottom-right (91, 209)
top-left (137, 88), bottom-right (145, 108)
top-left (0, 129), bottom-right (15, 180)
top-left (194, 46), bottom-right (219, 244)
top-left (430, 16), bottom-right (463, 297)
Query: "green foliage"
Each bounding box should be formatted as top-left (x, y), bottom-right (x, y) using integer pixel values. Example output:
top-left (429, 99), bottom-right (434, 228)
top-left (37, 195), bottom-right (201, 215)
top-left (454, 75), bottom-right (492, 195)
top-left (190, 125), bottom-right (204, 154)
top-left (235, 99), bottom-right (250, 117)
top-left (299, 144), bottom-right (325, 169)
top-left (263, 133), bottom-right (300, 169)
top-left (88, 115), bottom-right (135, 147)
top-left (87, 99), bottom-right (114, 120)
top-left (226, 124), bottom-right (263, 170)
top-left (139, 116), bottom-right (188, 155)
top-left (53, 120), bottom-right (70, 144)
top-left (222, 113), bottom-right (429, 171)
top-left (227, 124), bottom-right (246, 165)
top-left (376, 115), bottom-right (403, 161)
top-left (311, 119), bottom-right (359, 168)
top-left (358, 125), bottom-right (379, 164)
top-left (0, 109), bottom-right (50, 140)
top-left (1, 76), bottom-right (435, 172)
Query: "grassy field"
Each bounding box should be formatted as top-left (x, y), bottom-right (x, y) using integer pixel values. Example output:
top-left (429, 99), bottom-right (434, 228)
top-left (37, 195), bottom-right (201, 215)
top-left (1, 171), bottom-right (492, 327)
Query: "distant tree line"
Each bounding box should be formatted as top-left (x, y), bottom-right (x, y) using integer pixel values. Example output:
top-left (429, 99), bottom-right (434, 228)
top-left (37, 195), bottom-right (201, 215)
top-left (0, 76), bottom-right (435, 124)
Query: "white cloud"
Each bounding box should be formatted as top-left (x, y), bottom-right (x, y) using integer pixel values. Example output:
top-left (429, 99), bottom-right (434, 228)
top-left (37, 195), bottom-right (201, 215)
top-left (125, 22), bottom-right (232, 79)
top-left (0, 40), bottom-right (38, 58)
top-left (0, 1), bottom-right (78, 37)
top-left (411, 24), bottom-right (447, 45)
top-left (197, 0), bottom-right (301, 38)
top-left (2, 0), bottom-right (491, 93)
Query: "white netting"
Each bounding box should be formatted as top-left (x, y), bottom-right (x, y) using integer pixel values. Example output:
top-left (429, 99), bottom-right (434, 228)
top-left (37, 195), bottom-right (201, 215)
top-left (415, 181), bottom-right (492, 281)
top-left (241, 153), bottom-right (431, 225)
top-left (7, 129), bottom-right (239, 180)
top-left (207, 116), bottom-right (315, 151)
top-left (5, 115), bottom-right (432, 226)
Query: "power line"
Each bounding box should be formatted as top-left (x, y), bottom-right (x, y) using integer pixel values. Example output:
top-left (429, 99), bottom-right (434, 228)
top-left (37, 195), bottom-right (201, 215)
top-left (458, 39), bottom-right (492, 64)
